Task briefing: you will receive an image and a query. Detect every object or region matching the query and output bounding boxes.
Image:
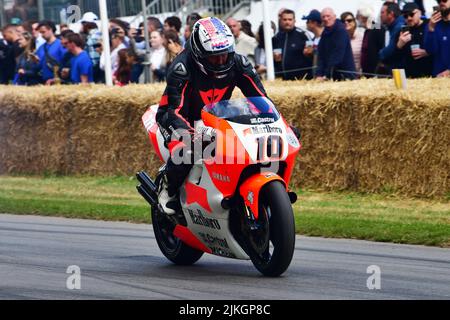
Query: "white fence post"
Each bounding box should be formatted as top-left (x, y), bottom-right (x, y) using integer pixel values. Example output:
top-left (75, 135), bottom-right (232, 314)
top-left (262, 0), bottom-right (275, 81)
top-left (99, 0), bottom-right (113, 86)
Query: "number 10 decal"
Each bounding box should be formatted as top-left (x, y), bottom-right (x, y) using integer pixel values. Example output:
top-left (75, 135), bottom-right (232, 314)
top-left (256, 135), bottom-right (284, 162)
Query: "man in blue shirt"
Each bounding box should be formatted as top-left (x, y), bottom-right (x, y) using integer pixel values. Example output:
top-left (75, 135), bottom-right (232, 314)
top-left (425, 0), bottom-right (450, 77)
top-left (65, 33), bottom-right (93, 84)
top-left (36, 20), bottom-right (67, 84)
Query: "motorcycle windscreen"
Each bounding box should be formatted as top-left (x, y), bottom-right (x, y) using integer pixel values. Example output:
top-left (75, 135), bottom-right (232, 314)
top-left (202, 96), bottom-right (280, 125)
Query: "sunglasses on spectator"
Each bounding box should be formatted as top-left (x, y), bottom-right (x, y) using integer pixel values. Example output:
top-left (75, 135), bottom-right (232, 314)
top-left (437, 0), bottom-right (448, 4)
top-left (344, 18), bottom-right (355, 23)
top-left (403, 11), bottom-right (416, 18)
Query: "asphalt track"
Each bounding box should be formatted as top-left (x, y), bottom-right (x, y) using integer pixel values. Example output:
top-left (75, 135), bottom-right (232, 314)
top-left (0, 214), bottom-right (449, 300)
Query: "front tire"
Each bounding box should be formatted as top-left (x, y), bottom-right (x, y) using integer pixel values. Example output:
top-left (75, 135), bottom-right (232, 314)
top-left (246, 181), bottom-right (296, 277)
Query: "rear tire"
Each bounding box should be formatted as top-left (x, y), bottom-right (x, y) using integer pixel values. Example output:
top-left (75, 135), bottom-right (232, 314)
top-left (151, 200), bottom-right (203, 266)
top-left (247, 181), bottom-right (296, 277)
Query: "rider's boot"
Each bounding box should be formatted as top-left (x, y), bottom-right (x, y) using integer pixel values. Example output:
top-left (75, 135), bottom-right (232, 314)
top-left (158, 172), bottom-right (178, 215)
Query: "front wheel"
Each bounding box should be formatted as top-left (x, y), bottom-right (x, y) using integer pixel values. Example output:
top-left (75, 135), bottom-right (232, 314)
top-left (246, 181), bottom-right (296, 277)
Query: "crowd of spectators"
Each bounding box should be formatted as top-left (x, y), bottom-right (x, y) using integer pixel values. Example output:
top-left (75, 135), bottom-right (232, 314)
top-left (0, 0), bottom-right (449, 86)
top-left (265, 0), bottom-right (449, 80)
top-left (0, 11), bottom-right (196, 86)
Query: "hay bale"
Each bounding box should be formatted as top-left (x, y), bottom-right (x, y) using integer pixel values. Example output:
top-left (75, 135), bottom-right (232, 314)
top-left (0, 79), bottom-right (449, 197)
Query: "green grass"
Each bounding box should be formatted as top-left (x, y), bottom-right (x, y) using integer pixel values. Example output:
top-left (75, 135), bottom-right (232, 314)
top-left (0, 175), bottom-right (449, 247)
top-left (0, 176), bottom-right (150, 223)
top-left (294, 190), bottom-right (450, 247)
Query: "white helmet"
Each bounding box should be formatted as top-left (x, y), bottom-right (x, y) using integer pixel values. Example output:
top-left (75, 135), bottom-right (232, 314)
top-left (189, 17), bottom-right (235, 77)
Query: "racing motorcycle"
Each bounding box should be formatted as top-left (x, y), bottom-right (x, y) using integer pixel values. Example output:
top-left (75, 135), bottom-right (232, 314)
top-left (136, 96), bottom-right (301, 276)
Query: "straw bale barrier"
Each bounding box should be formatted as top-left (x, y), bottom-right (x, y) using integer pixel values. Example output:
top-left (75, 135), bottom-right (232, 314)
top-left (0, 79), bottom-right (449, 197)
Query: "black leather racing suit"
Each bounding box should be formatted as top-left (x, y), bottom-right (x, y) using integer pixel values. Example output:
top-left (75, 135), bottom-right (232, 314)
top-left (156, 46), bottom-right (267, 195)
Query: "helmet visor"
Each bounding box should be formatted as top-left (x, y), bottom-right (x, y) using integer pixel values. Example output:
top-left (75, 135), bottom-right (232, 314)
top-left (206, 53), bottom-right (229, 66)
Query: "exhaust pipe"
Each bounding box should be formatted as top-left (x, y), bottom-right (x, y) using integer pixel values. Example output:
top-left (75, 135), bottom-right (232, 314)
top-left (136, 171), bottom-right (158, 206)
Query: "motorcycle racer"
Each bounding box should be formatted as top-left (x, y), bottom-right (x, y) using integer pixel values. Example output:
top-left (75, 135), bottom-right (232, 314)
top-left (156, 17), bottom-right (268, 215)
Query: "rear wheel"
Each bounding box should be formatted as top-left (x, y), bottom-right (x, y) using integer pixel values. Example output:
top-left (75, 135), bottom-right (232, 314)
top-left (245, 181), bottom-right (296, 277)
top-left (151, 174), bottom-right (203, 265)
top-left (152, 206), bottom-right (204, 265)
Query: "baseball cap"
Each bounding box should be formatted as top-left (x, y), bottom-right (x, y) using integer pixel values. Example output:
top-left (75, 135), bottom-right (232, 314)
top-left (80, 12), bottom-right (99, 23)
top-left (302, 9), bottom-right (322, 23)
top-left (11, 17), bottom-right (22, 25)
top-left (401, 3), bottom-right (419, 14)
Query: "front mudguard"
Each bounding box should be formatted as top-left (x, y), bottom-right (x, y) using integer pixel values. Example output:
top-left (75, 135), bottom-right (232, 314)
top-left (239, 172), bottom-right (286, 220)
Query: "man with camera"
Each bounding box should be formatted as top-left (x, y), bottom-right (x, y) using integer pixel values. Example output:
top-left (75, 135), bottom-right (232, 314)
top-left (99, 28), bottom-right (127, 77)
top-left (395, 3), bottom-right (433, 78)
top-left (79, 12), bottom-right (103, 83)
top-left (425, 0), bottom-right (450, 77)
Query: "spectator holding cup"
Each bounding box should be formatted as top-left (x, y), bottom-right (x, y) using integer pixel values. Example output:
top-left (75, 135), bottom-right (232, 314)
top-left (273, 47), bottom-right (283, 65)
top-left (425, 0), bottom-right (450, 77)
top-left (395, 2), bottom-right (433, 78)
top-left (302, 9), bottom-right (323, 77)
top-left (272, 9), bottom-right (313, 80)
